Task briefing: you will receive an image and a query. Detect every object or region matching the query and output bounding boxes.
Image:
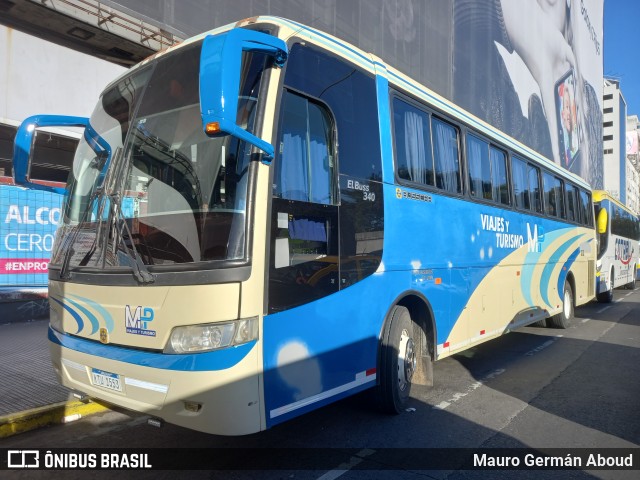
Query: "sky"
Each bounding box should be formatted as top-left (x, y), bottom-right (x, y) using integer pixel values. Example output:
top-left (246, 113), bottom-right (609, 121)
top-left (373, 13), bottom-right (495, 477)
top-left (604, 0), bottom-right (640, 115)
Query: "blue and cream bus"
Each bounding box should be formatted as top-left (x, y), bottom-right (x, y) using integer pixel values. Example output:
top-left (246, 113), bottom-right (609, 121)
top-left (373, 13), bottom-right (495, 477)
top-left (13, 17), bottom-right (595, 435)
top-left (593, 191), bottom-right (639, 301)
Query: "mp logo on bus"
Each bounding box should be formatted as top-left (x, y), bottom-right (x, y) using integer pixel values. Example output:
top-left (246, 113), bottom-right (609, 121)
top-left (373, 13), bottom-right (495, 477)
top-left (615, 238), bottom-right (634, 265)
top-left (125, 305), bottom-right (156, 337)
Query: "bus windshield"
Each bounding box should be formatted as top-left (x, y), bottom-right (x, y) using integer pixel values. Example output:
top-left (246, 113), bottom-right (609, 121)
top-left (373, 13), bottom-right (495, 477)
top-left (52, 41), bottom-right (269, 271)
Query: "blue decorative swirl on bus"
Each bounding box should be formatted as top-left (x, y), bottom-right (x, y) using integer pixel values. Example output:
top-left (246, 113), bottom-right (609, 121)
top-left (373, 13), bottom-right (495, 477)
top-left (540, 234), bottom-right (585, 307)
top-left (49, 296), bottom-right (84, 334)
top-left (62, 296), bottom-right (100, 335)
top-left (520, 251), bottom-right (542, 308)
top-left (67, 294), bottom-right (114, 333)
top-left (558, 247), bottom-right (582, 298)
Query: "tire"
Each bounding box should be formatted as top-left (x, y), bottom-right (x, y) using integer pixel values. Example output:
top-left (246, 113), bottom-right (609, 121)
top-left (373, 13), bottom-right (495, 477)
top-left (377, 305), bottom-right (417, 414)
top-left (549, 281), bottom-right (573, 329)
top-left (531, 319), bottom-right (548, 328)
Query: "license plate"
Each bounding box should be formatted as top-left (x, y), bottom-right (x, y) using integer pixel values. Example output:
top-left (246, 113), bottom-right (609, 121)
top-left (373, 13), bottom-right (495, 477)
top-left (91, 368), bottom-right (123, 392)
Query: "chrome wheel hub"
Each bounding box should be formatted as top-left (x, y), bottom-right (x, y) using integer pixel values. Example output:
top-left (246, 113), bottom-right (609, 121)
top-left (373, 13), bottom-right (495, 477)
top-left (563, 289), bottom-right (572, 319)
top-left (398, 328), bottom-right (416, 392)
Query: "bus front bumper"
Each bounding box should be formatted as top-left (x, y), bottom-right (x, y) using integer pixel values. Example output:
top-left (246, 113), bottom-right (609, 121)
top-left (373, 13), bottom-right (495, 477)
top-left (49, 326), bottom-right (263, 435)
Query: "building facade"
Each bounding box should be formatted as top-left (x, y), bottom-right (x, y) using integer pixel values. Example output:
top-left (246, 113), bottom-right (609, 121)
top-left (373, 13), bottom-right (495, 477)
top-left (602, 79), bottom-right (627, 204)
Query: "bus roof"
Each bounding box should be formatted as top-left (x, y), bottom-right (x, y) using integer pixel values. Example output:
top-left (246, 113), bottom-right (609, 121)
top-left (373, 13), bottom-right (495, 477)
top-left (592, 190), bottom-right (638, 216)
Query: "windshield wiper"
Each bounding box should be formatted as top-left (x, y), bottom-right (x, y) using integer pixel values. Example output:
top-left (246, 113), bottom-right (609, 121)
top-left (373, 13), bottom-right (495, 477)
top-left (59, 188), bottom-right (102, 280)
top-left (59, 147), bottom-right (115, 279)
top-left (108, 190), bottom-right (155, 284)
top-left (59, 145), bottom-right (154, 284)
top-left (101, 144), bottom-right (155, 285)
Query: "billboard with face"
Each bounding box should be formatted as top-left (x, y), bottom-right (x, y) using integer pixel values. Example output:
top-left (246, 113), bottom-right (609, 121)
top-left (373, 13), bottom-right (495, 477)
top-left (454, 0), bottom-right (603, 188)
top-left (104, 0), bottom-right (604, 187)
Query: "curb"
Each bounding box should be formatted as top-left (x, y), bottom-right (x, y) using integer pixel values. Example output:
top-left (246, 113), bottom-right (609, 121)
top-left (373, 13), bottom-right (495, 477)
top-left (0, 400), bottom-right (111, 438)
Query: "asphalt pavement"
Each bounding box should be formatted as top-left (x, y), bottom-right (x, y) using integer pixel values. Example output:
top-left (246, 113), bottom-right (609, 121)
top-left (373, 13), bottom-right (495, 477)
top-left (0, 301), bottom-right (109, 438)
top-left (1, 287), bottom-right (638, 479)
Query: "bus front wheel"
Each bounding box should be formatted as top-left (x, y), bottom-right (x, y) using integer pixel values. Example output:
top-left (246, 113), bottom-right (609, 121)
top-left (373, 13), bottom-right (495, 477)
top-left (377, 305), bottom-right (416, 414)
top-left (549, 282), bottom-right (573, 329)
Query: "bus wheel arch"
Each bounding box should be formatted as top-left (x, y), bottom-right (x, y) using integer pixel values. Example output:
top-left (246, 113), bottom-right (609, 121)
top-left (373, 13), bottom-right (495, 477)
top-left (376, 293), bottom-right (435, 414)
top-left (565, 271), bottom-right (576, 307)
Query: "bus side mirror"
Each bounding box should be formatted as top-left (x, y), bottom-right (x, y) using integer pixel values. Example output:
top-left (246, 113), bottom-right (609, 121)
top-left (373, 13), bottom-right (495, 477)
top-left (199, 28), bottom-right (288, 162)
top-left (13, 115), bottom-right (90, 195)
top-left (597, 208), bottom-right (608, 235)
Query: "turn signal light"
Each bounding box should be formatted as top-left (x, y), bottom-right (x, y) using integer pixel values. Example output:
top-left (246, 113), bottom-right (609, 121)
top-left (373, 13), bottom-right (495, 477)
top-left (205, 122), bottom-right (221, 134)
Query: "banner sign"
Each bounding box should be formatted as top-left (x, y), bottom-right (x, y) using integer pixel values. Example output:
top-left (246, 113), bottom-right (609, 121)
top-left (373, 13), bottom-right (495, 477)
top-left (1, 447), bottom-right (639, 471)
top-left (626, 131), bottom-right (638, 155)
top-left (0, 185), bottom-right (63, 286)
top-left (105, 0), bottom-right (604, 188)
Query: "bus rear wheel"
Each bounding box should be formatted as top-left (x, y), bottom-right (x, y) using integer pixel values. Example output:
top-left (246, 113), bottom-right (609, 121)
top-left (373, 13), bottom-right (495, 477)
top-left (377, 305), bottom-right (416, 414)
top-left (549, 282), bottom-right (573, 329)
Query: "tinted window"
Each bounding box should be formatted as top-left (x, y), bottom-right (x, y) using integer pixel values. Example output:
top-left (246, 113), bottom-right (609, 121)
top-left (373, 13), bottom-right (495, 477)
top-left (274, 91), bottom-right (336, 205)
top-left (466, 134), bottom-right (508, 205)
top-left (512, 156), bottom-right (529, 210)
top-left (393, 98), bottom-right (433, 185)
top-left (467, 134), bottom-right (491, 200)
top-left (578, 190), bottom-right (593, 227)
top-left (432, 118), bottom-right (461, 193)
top-left (611, 205), bottom-right (640, 239)
top-left (490, 147), bottom-right (509, 205)
top-left (565, 183), bottom-right (578, 222)
top-left (283, 43), bottom-right (381, 181)
top-left (528, 164), bottom-right (542, 213)
top-left (543, 172), bottom-right (564, 218)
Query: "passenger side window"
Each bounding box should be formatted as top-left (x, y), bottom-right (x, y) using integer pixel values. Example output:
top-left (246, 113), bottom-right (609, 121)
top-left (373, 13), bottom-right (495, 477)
top-left (543, 172), bottom-right (564, 218)
top-left (528, 164), bottom-right (542, 214)
top-left (269, 44), bottom-right (384, 313)
top-left (392, 100), bottom-right (460, 195)
top-left (490, 147), bottom-right (509, 205)
top-left (578, 190), bottom-right (593, 226)
top-left (467, 134), bottom-right (509, 205)
top-left (274, 90), bottom-right (336, 205)
top-left (512, 156), bottom-right (529, 210)
top-left (270, 89), bottom-right (339, 313)
top-left (565, 183), bottom-right (577, 222)
top-left (467, 134), bottom-right (491, 200)
top-left (393, 98), bottom-right (433, 186)
top-left (432, 118), bottom-right (461, 193)
top-left (512, 155), bottom-right (543, 214)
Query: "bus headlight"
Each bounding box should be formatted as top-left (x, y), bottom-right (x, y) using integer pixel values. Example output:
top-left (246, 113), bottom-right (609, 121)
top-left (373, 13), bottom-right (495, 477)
top-left (164, 317), bottom-right (258, 354)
